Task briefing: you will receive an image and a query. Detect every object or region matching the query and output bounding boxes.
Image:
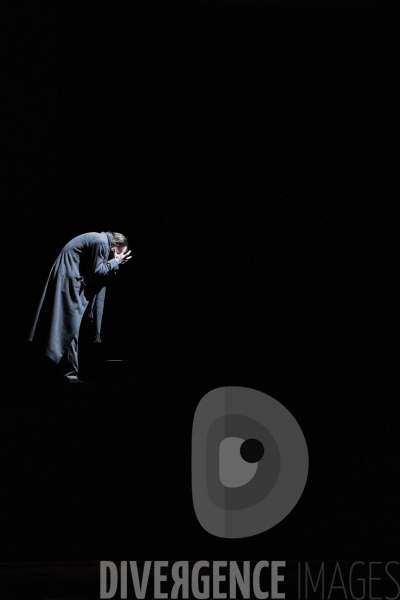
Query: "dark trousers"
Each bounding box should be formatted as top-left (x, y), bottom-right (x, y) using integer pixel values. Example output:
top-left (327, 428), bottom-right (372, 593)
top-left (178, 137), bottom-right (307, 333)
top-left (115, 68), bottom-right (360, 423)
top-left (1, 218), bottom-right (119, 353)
top-left (60, 334), bottom-right (79, 380)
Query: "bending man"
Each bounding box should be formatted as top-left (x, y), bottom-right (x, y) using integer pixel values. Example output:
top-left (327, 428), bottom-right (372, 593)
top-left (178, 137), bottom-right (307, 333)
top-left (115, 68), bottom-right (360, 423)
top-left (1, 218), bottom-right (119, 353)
top-left (28, 231), bottom-right (131, 383)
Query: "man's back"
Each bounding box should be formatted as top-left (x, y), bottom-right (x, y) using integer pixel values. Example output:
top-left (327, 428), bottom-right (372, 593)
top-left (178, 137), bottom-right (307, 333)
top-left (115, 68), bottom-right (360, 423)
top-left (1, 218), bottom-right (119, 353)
top-left (53, 232), bottom-right (110, 283)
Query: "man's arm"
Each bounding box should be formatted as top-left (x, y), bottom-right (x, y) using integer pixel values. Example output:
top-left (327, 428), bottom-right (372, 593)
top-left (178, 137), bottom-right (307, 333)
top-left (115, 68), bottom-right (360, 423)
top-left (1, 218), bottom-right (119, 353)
top-left (87, 240), bottom-right (119, 283)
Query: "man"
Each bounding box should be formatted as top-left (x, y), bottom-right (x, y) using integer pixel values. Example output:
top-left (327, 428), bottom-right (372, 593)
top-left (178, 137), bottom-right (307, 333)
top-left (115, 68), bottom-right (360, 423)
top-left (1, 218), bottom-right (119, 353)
top-left (28, 231), bottom-right (131, 383)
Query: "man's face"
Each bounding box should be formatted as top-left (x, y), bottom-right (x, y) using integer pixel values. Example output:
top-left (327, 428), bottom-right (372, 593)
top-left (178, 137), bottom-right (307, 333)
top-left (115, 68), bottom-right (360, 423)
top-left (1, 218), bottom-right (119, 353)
top-left (111, 244), bottom-right (126, 257)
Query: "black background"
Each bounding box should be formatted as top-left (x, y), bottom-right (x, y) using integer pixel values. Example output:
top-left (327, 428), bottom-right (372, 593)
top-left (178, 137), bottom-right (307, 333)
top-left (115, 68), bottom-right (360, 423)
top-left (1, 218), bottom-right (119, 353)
top-left (1, 4), bottom-right (397, 595)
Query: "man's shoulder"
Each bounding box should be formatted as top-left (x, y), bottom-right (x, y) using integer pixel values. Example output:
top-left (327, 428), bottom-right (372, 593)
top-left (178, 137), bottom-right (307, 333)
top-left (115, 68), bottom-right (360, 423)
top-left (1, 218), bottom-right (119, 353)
top-left (62, 233), bottom-right (110, 255)
top-left (71, 232), bottom-right (108, 245)
top-left (84, 232), bottom-right (107, 242)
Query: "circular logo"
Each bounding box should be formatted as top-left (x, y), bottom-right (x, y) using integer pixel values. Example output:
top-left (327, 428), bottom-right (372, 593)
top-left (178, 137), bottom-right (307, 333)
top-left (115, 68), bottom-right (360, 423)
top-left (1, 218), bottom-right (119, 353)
top-left (192, 386), bottom-right (309, 538)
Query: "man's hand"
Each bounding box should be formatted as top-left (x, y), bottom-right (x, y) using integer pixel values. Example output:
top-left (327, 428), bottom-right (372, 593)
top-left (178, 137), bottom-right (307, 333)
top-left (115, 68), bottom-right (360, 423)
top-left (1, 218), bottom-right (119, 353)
top-left (114, 246), bottom-right (132, 265)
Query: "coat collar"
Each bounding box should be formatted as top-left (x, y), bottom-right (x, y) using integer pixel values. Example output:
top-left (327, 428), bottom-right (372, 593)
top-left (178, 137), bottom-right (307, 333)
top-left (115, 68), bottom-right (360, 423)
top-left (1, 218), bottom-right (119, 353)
top-left (105, 231), bottom-right (113, 247)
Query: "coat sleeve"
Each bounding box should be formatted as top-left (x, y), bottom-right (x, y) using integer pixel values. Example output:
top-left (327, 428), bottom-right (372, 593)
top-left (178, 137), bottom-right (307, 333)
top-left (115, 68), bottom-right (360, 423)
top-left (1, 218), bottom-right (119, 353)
top-left (87, 238), bottom-right (119, 282)
top-left (86, 237), bottom-right (118, 342)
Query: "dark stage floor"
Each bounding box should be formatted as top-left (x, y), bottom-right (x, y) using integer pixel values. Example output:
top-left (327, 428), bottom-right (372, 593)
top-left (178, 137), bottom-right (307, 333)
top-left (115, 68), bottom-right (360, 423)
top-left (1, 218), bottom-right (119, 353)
top-left (1, 338), bottom-right (397, 598)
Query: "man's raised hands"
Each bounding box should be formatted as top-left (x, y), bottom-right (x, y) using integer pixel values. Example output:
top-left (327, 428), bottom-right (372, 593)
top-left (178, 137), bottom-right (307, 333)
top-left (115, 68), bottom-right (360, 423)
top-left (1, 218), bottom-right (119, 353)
top-left (114, 246), bottom-right (132, 265)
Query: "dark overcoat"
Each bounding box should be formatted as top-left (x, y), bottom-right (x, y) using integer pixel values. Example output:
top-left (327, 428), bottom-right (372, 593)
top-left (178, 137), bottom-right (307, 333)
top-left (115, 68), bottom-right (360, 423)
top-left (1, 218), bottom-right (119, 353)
top-left (28, 231), bottom-right (119, 363)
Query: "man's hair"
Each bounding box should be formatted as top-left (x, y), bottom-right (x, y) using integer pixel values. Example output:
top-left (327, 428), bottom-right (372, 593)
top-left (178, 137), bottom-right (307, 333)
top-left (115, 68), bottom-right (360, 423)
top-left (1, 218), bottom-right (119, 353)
top-left (110, 232), bottom-right (129, 249)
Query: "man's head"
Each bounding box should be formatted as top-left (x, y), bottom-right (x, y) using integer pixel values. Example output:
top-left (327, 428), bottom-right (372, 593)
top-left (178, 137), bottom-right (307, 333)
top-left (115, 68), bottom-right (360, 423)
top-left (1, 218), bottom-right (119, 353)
top-left (110, 232), bottom-right (129, 256)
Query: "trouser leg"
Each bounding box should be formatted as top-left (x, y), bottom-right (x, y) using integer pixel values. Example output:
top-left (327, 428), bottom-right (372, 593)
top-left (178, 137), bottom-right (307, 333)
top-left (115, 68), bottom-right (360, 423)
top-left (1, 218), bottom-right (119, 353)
top-left (62, 334), bottom-right (79, 380)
